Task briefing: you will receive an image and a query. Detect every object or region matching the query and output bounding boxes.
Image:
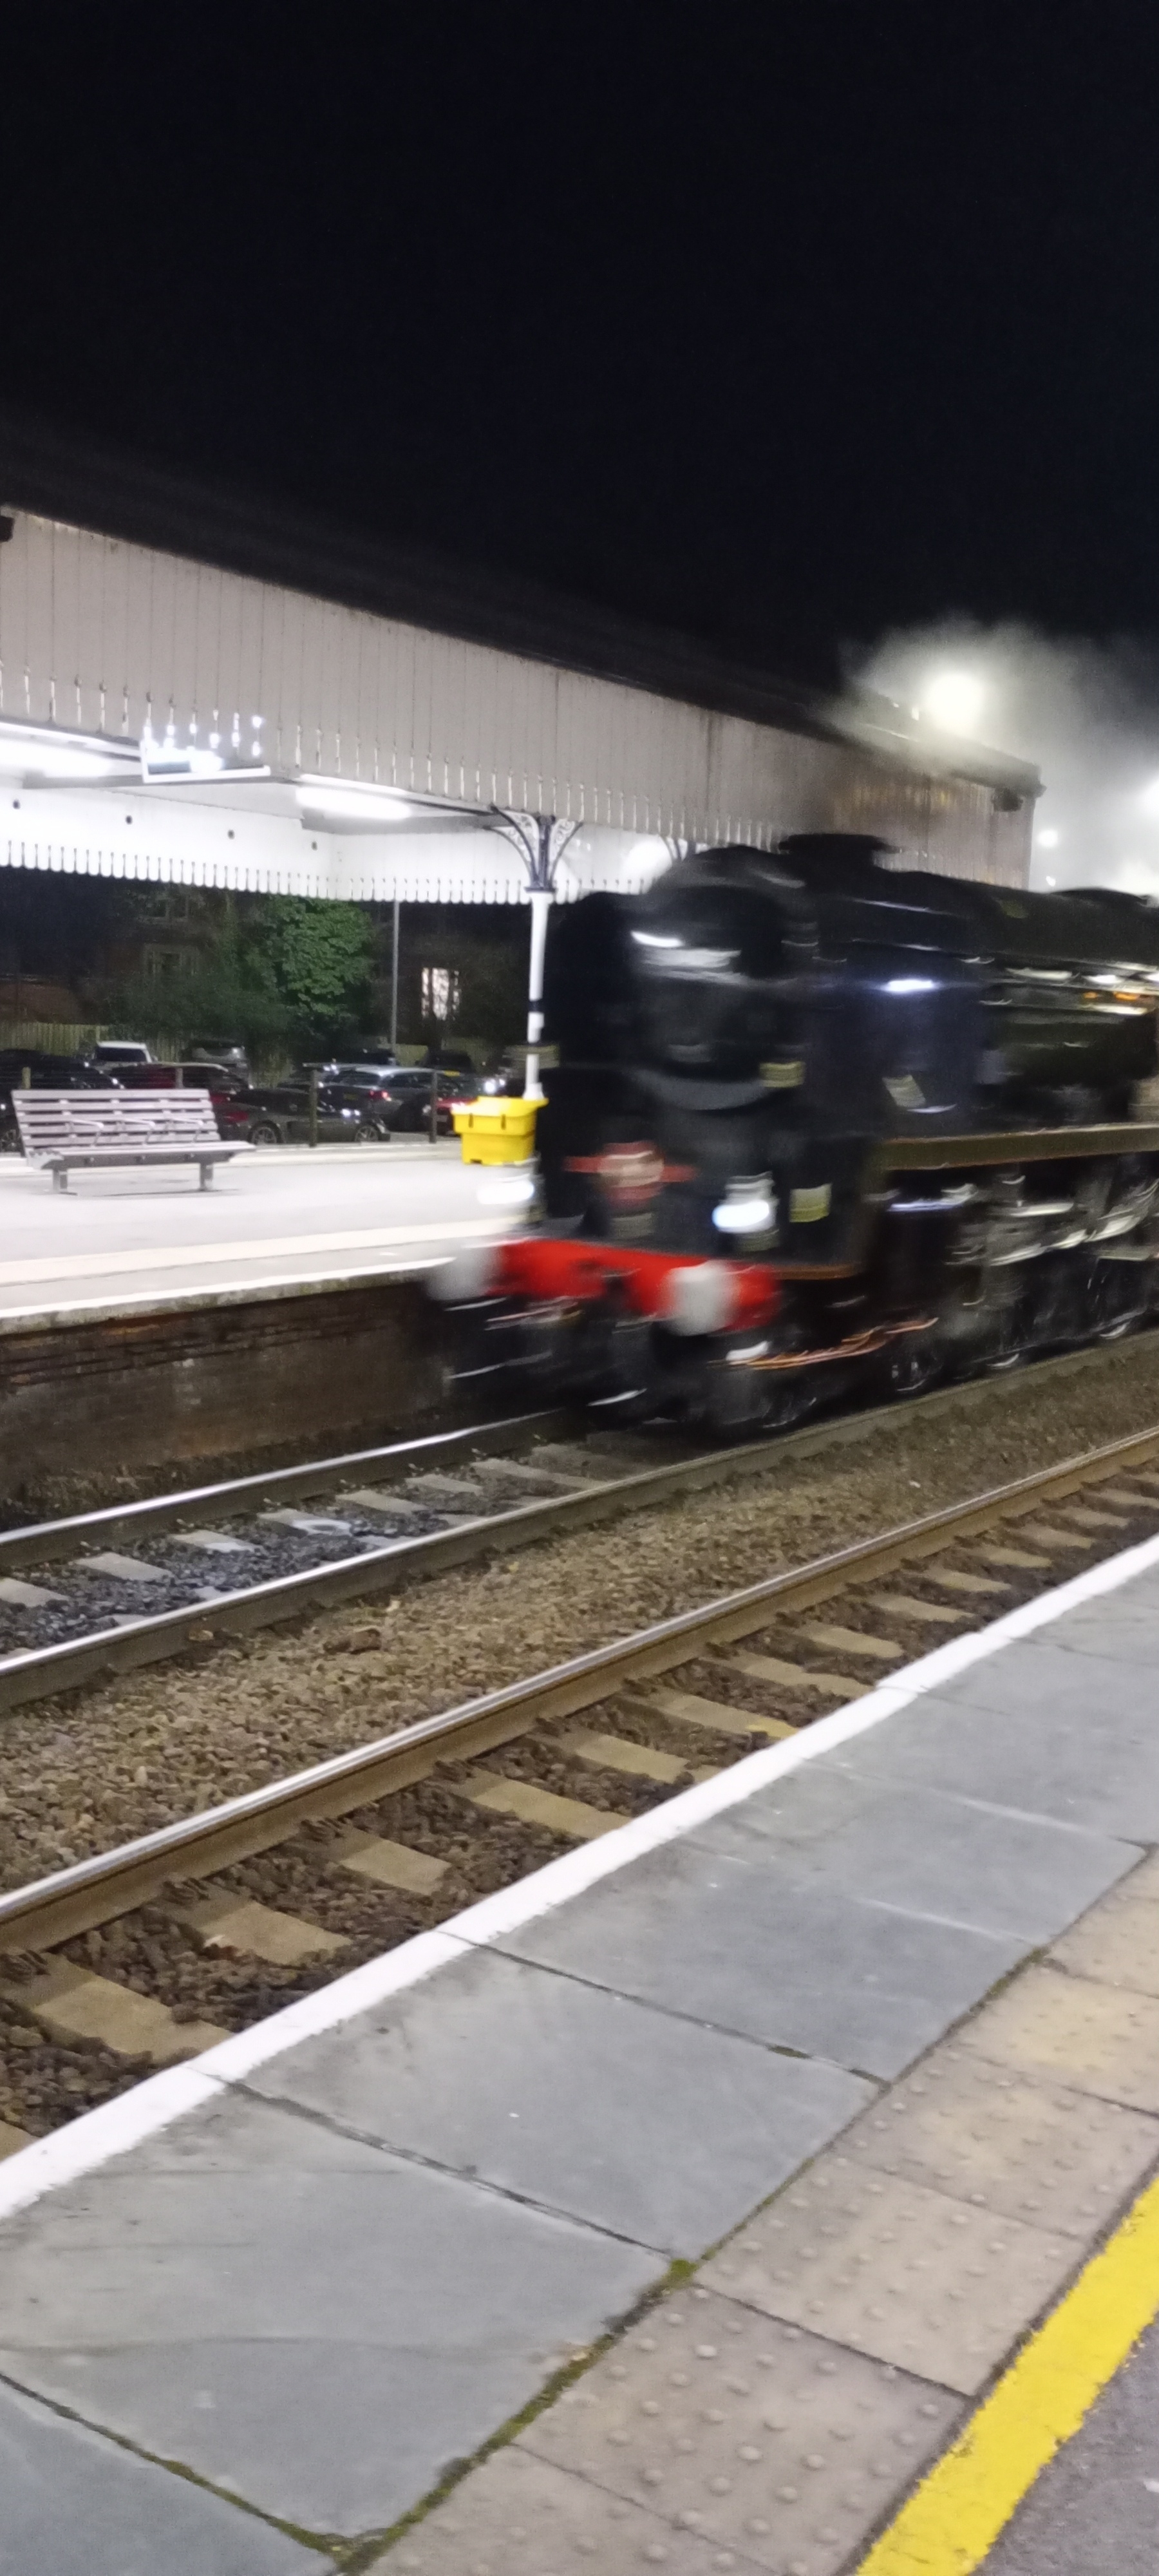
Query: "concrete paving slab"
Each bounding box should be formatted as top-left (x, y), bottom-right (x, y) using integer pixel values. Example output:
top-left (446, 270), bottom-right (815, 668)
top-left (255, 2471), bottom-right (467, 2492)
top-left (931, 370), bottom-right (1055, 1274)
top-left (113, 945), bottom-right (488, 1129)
top-left (1035, 1558), bottom-right (1159, 1663)
top-left (388, 2444), bottom-right (730, 2575)
top-left (957, 1962), bottom-right (1159, 2112)
top-left (520, 2289), bottom-right (961, 2575)
top-left (0, 2088), bottom-right (657, 2537)
top-left (702, 2161), bottom-right (1075, 2396)
top-left (829, 1645), bottom-right (1159, 1841)
top-left (492, 1835), bottom-right (1028, 2079)
top-left (0, 2373), bottom-right (321, 2575)
top-left (980, 2314), bottom-right (1159, 2576)
top-left (838, 2036), bottom-right (1159, 2235)
top-left (694, 1766), bottom-right (1135, 1943)
top-left (250, 1942), bottom-right (872, 2256)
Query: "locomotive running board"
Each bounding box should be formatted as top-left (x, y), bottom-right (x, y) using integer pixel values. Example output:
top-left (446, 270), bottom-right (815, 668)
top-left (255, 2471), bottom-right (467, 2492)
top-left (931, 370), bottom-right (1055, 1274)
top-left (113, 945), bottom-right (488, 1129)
top-left (872, 1120), bottom-right (1159, 1171)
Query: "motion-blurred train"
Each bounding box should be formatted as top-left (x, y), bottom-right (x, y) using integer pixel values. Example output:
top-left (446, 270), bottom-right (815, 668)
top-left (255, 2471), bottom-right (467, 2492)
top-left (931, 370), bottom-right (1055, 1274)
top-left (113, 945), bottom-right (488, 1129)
top-left (437, 834), bottom-right (1159, 1432)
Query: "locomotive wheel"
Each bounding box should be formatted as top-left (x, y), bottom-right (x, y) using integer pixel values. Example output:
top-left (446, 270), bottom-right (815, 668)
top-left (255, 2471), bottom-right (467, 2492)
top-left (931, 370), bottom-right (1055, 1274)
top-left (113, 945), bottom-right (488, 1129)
top-left (883, 1336), bottom-right (941, 1400)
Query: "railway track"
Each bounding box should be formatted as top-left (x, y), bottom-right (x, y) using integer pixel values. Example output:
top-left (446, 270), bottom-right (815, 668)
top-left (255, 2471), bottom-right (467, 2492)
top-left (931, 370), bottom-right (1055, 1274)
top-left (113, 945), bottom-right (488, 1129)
top-left (0, 1332), bottom-right (1149, 1721)
top-left (3, 1407), bottom-right (1159, 2152)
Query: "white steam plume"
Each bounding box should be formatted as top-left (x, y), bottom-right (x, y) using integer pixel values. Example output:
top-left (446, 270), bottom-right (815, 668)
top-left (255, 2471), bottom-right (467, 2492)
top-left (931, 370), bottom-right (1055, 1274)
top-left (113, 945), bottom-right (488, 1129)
top-left (854, 622), bottom-right (1159, 895)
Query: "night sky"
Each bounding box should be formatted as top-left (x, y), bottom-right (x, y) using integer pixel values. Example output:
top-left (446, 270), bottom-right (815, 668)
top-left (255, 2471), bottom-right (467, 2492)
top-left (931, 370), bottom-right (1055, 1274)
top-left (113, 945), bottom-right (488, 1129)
top-left (3, 10), bottom-right (1157, 686)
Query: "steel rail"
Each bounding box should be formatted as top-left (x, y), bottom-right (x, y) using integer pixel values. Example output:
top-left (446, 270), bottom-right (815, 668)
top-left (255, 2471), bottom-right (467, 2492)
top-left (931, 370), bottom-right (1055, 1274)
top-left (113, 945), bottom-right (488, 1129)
top-left (0, 1331), bottom-right (1148, 1720)
top-left (3, 1411), bottom-right (1159, 1958)
top-left (0, 1409), bottom-right (565, 1571)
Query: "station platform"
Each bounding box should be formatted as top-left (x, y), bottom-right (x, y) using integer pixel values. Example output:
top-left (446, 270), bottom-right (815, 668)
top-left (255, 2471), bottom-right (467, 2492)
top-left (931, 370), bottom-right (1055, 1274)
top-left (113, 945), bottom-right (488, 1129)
top-left (3, 1534), bottom-right (1159, 2570)
top-left (0, 1137), bottom-right (513, 1323)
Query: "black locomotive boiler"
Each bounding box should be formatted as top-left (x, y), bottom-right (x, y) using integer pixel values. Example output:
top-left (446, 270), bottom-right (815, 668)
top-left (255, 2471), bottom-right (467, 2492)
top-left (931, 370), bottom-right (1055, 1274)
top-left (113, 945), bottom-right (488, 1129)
top-left (437, 834), bottom-right (1159, 1432)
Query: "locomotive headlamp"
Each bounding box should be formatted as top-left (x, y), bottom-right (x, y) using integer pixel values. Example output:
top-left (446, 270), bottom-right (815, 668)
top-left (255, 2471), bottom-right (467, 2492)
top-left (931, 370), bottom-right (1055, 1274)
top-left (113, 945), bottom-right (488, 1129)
top-left (713, 1186), bottom-right (777, 1235)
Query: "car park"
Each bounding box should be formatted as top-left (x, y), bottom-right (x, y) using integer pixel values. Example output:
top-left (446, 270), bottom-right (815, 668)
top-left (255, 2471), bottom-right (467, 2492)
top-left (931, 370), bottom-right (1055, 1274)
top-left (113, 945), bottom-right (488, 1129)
top-left (326, 1062), bottom-right (461, 1135)
top-left (214, 1072), bottom-right (386, 1146)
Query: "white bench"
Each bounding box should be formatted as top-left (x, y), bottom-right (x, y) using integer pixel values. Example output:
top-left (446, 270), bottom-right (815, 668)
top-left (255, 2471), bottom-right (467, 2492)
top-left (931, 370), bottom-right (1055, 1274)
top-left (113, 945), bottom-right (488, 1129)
top-left (12, 1089), bottom-right (252, 1192)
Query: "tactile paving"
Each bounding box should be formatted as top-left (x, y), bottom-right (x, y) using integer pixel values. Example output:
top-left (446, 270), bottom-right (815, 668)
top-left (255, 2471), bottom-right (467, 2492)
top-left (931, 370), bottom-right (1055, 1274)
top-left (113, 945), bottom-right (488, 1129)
top-left (520, 2288), bottom-right (959, 2574)
top-left (1050, 1895), bottom-right (1159, 1997)
top-left (388, 2443), bottom-right (728, 2572)
top-left (839, 2039), bottom-right (1159, 2235)
top-left (959, 1962), bottom-right (1159, 2111)
top-left (699, 2160), bottom-right (1074, 2394)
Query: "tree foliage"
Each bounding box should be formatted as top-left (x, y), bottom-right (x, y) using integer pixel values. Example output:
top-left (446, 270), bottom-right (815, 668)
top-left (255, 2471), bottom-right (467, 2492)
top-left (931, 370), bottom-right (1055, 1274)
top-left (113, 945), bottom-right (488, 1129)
top-left (247, 896), bottom-right (375, 1039)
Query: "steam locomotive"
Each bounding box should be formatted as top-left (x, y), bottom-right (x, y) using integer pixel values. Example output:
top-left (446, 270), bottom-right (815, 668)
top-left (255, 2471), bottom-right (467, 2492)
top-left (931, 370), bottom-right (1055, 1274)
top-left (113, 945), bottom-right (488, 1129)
top-left (437, 834), bottom-right (1159, 1432)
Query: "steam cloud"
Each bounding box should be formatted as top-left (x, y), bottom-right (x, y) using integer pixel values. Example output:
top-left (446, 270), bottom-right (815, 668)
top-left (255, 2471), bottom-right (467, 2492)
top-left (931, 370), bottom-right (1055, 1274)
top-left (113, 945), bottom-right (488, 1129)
top-left (854, 623), bottom-right (1159, 896)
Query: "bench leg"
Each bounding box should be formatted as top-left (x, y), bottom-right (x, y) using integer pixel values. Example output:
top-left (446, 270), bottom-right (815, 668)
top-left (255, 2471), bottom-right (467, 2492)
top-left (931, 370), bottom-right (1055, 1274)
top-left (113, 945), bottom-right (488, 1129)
top-left (200, 1162), bottom-right (214, 1189)
top-left (52, 1169), bottom-right (69, 1193)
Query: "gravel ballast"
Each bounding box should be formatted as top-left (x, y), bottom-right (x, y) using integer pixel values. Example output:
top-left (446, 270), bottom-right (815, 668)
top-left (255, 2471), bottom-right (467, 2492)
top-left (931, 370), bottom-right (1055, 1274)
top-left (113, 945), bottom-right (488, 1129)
top-left (4, 1332), bottom-right (1159, 1899)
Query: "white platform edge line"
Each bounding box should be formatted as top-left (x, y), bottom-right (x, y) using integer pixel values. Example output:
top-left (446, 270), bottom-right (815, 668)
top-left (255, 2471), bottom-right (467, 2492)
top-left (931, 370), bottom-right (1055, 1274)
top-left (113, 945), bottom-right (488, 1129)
top-left (0, 1256), bottom-right (450, 1325)
top-left (3, 1520), bottom-right (1157, 2222)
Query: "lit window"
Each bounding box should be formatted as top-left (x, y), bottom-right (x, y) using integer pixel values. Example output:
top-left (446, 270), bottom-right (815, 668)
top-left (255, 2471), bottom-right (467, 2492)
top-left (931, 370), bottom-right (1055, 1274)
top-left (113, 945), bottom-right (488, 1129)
top-left (421, 966), bottom-right (460, 1021)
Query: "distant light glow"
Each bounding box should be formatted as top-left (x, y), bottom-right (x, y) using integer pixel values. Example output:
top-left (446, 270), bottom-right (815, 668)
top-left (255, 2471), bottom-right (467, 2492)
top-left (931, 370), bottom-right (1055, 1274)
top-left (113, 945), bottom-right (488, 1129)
top-left (1140, 777), bottom-right (1159, 818)
top-left (885, 976), bottom-right (936, 994)
top-left (1037, 828), bottom-right (1060, 849)
top-left (923, 670), bottom-right (985, 735)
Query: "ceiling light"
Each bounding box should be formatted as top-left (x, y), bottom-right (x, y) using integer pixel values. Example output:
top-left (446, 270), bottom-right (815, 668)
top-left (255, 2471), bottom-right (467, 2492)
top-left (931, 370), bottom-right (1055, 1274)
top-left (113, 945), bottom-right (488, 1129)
top-left (296, 777), bottom-right (415, 826)
top-left (0, 719), bottom-right (137, 782)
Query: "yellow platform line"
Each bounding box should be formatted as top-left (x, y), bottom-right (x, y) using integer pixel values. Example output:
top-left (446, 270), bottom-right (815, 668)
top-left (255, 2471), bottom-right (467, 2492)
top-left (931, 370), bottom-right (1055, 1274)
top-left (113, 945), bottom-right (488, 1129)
top-left (856, 2162), bottom-right (1159, 2574)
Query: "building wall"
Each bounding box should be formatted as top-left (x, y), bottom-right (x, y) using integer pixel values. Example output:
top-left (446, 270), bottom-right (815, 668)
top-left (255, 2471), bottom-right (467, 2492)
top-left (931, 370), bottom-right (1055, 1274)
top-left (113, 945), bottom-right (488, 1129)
top-left (0, 514), bottom-right (1034, 892)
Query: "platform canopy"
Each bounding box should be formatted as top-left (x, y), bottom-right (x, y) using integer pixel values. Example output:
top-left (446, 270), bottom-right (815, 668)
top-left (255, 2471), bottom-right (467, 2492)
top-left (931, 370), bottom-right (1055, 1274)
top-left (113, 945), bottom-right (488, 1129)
top-left (0, 419), bottom-right (1039, 906)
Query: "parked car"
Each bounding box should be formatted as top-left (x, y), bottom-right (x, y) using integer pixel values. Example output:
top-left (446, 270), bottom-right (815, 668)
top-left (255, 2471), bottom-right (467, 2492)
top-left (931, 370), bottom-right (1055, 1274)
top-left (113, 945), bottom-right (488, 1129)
top-left (85, 1039), bottom-right (155, 1068)
top-left (186, 1039), bottom-right (252, 1083)
top-left (326, 1063), bottom-right (459, 1136)
top-left (114, 1061), bottom-right (246, 1100)
top-left (421, 1045), bottom-right (476, 1082)
top-left (479, 1048), bottom-right (526, 1097)
top-left (214, 1074), bottom-right (387, 1146)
